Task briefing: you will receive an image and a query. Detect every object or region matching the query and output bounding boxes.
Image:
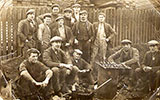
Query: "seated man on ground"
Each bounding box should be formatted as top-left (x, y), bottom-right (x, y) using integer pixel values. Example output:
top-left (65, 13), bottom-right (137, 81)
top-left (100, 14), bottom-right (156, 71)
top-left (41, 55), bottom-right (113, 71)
top-left (108, 39), bottom-right (140, 88)
top-left (16, 48), bottom-right (53, 100)
top-left (43, 36), bottom-right (79, 95)
top-left (71, 49), bottom-right (94, 90)
top-left (136, 40), bottom-right (160, 91)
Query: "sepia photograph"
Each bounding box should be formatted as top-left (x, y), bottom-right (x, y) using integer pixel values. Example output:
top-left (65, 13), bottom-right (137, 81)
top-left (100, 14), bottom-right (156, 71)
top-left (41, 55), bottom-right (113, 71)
top-left (0, 0), bottom-right (160, 100)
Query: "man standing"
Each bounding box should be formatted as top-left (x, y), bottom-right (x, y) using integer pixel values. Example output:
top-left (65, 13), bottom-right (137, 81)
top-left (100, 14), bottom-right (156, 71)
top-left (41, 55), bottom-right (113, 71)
top-left (63, 8), bottom-right (75, 28)
top-left (43, 36), bottom-right (79, 94)
top-left (17, 48), bottom-right (53, 100)
top-left (136, 40), bottom-right (160, 90)
top-left (91, 12), bottom-right (117, 62)
top-left (17, 9), bottom-right (38, 56)
top-left (72, 10), bottom-right (94, 63)
top-left (37, 13), bottom-right (52, 54)
top-left (71, 49), bottom-right (94, 88)
top-left (37, 4), bottom-right (61, 25)
top-left (72, 3), bottom-right (81, 22)
top-left (51, 16), bottom-right (74, 54)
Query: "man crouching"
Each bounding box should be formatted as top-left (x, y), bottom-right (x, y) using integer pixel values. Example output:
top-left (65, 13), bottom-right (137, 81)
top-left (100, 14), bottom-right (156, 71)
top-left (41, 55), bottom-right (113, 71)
top-left (16, 48), bottom-right (53, 100)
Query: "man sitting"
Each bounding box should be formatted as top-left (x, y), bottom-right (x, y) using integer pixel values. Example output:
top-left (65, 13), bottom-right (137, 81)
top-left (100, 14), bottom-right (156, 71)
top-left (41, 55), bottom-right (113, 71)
top-left (17, 48), bottom-right (53, 100)
top-left (43, 36), bottom-right (79, 94)
top-left (136, 40), bottom-right (160, 91)
top-left (71, 49), bottom-right (94, 90)
top-left (108, 39), bottom-right (140, 88)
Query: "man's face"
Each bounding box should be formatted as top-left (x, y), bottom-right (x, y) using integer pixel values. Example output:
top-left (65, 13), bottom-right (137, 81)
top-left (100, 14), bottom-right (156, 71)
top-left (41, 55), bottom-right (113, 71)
top-left (27, 13), bottom-right (35, 20)
top-left (51, 41), bottom-right (62, 49)
top-left (64, 12), bottom-right (72, 18)
top-left (57, 19), bottom-right (64, 26)
top-left (28, 53), bottom-right (38, 63)
top-left (44, 17), bottom-right (51, 25)
top-left (52, 7), bottom-right (60, 14)
top-left (98, 15), bottom-right (105, 23)
top-left (73, 7), bottom-right (80, 13)
top-left (80, 14), bottom-right (88, 22)
top-left (122, 44), bottom-right (131, 51)
top-left (149, 45), bottom-right (158, 52)
top-left (73, 52), bottom-right (81, 60)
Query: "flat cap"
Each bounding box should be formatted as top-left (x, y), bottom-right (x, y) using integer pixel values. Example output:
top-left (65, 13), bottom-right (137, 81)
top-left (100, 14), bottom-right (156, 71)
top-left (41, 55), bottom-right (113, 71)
top-left (50, 36), bottom-right (62, 43)
top-left (27, 48), bottom-right (40, 55)
top-left (79, 10), bottom-right (88, 15)
top-left (63, 8), bottom-right (73, 13)
top-left (55, 16), bottom-right (64, 21)
top-left (43, 13), bottom-right (52, 19)
top-left (26, 9), bottom-right (35, 15)
top-left (98, 12), bottom-right (106, 17)
top-left (72, 3), bottom-right (81, 8)
top-left (52, 4), bottom-right (60, 9)
top-left (74, 49), bottom-right (83, 55)
top-left (148, 40), bottom-right (159, 46)
top-left (121, 39), bottom-right (132, 44)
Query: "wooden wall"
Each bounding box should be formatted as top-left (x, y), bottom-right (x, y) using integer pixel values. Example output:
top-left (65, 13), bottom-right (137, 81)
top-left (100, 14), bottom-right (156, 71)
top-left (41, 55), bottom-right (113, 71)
top-left (0, 6), bottom-right (160, 60)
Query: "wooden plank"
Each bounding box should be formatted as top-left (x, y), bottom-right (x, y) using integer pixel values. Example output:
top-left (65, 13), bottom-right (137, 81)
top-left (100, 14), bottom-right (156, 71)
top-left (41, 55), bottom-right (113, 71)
top-left (2, 8), bottom-right (7, 59)
top-left (7, 7), bottom-right (12, 58)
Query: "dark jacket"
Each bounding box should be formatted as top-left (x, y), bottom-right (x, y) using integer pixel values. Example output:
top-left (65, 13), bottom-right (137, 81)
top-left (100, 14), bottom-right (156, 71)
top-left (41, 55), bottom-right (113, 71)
top-left (92, 22), bottom-right (116, 47)
top-left (72, 58), bottom-right (91, 70)
top-left (142, 51), bottom-right (160, 67)
top-left (72, 21), bottom-right (94, 42)
top-left (51, 25), bottom-right (74, 46)
top-left (43, 47), bottom-right (71, 68)
top-left (108, 47), bottom-right (140, 68)
top-left (17, 19), bottom-right (37, 48)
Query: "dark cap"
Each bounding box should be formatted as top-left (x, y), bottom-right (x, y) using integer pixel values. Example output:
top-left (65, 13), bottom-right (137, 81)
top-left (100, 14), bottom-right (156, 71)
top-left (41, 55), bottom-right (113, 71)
top-left (72, 3), bottom-right (81, 8)
top-left (52, 4), bottom-right (60, 9)
top-left (121, 39), bottom-right (132, 44)
top-left (55, 16), bottom-right (64, 21)
top-left (26, 9), bottom-right (35, 15)
top-left (27, 48), bottom-right (40, 56)
top-left (63, 8), bottom-right (73, 13)
top-left (79, 10), bottom-right (88, 15)
top-left (50, 36), bottom-right (62, 43)
top-left (148, 40), bottom-right (159, 46)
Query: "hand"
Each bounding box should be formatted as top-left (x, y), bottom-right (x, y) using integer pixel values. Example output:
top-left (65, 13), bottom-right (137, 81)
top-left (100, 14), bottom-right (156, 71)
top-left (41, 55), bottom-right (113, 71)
top-left (106, 38), bottom-right (110, 42)
top-left (88, 39), bottom-right (91, 43)
top-left (65, 43), bottom-right (70, 46)
top-left (66, 69), bottom-right (71, 75)
top-left (74, 39), bottom-right (78, 44)
top-left (143, 67), bottom-right (152, 72)
top-left (42, 80), bottom-right (49, 87)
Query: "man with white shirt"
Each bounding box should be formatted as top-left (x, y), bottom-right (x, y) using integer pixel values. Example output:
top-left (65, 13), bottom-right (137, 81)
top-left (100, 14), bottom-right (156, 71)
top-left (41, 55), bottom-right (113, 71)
top-left (72, 3), bottom-right (81, 22)
top-left (37, 13), bottom-right (52, 54)
top-left (91, 12), bottom-right (117, 63)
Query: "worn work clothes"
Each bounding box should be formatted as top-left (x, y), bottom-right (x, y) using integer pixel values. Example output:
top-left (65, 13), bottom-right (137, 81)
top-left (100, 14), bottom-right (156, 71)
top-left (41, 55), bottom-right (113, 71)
top-left (38, 23), bottom-right (51, 52)
top-left (43, 47), bottom-right (70, 68)
top-left (108, 47), bottom-right (140, 68)
top-left (51, 25), bottom-right (74, 51)
top-left (17, 19), bottom-right (38, 55)
top-left (43, 47), bottom-right (77, 93)
top-left (91, 22), bottom-right (116, 62)
top-left (72, 58), bottom-right (94, 85)
top-left (64, 16), bottom-right (74, 28)
top-left (137, 51), bottom-right (160, 90)
top-left (17, 60), bottom-right (53, 99)
top-left (72, 21), bottom-right (94, 63)
top-left (142, 51), bottom-right (160, 67)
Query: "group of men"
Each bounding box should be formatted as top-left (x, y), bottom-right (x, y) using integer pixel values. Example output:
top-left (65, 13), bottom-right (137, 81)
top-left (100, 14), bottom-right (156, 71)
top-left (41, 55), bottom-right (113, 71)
top-left (16, 2), bottom-right (160, 100)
